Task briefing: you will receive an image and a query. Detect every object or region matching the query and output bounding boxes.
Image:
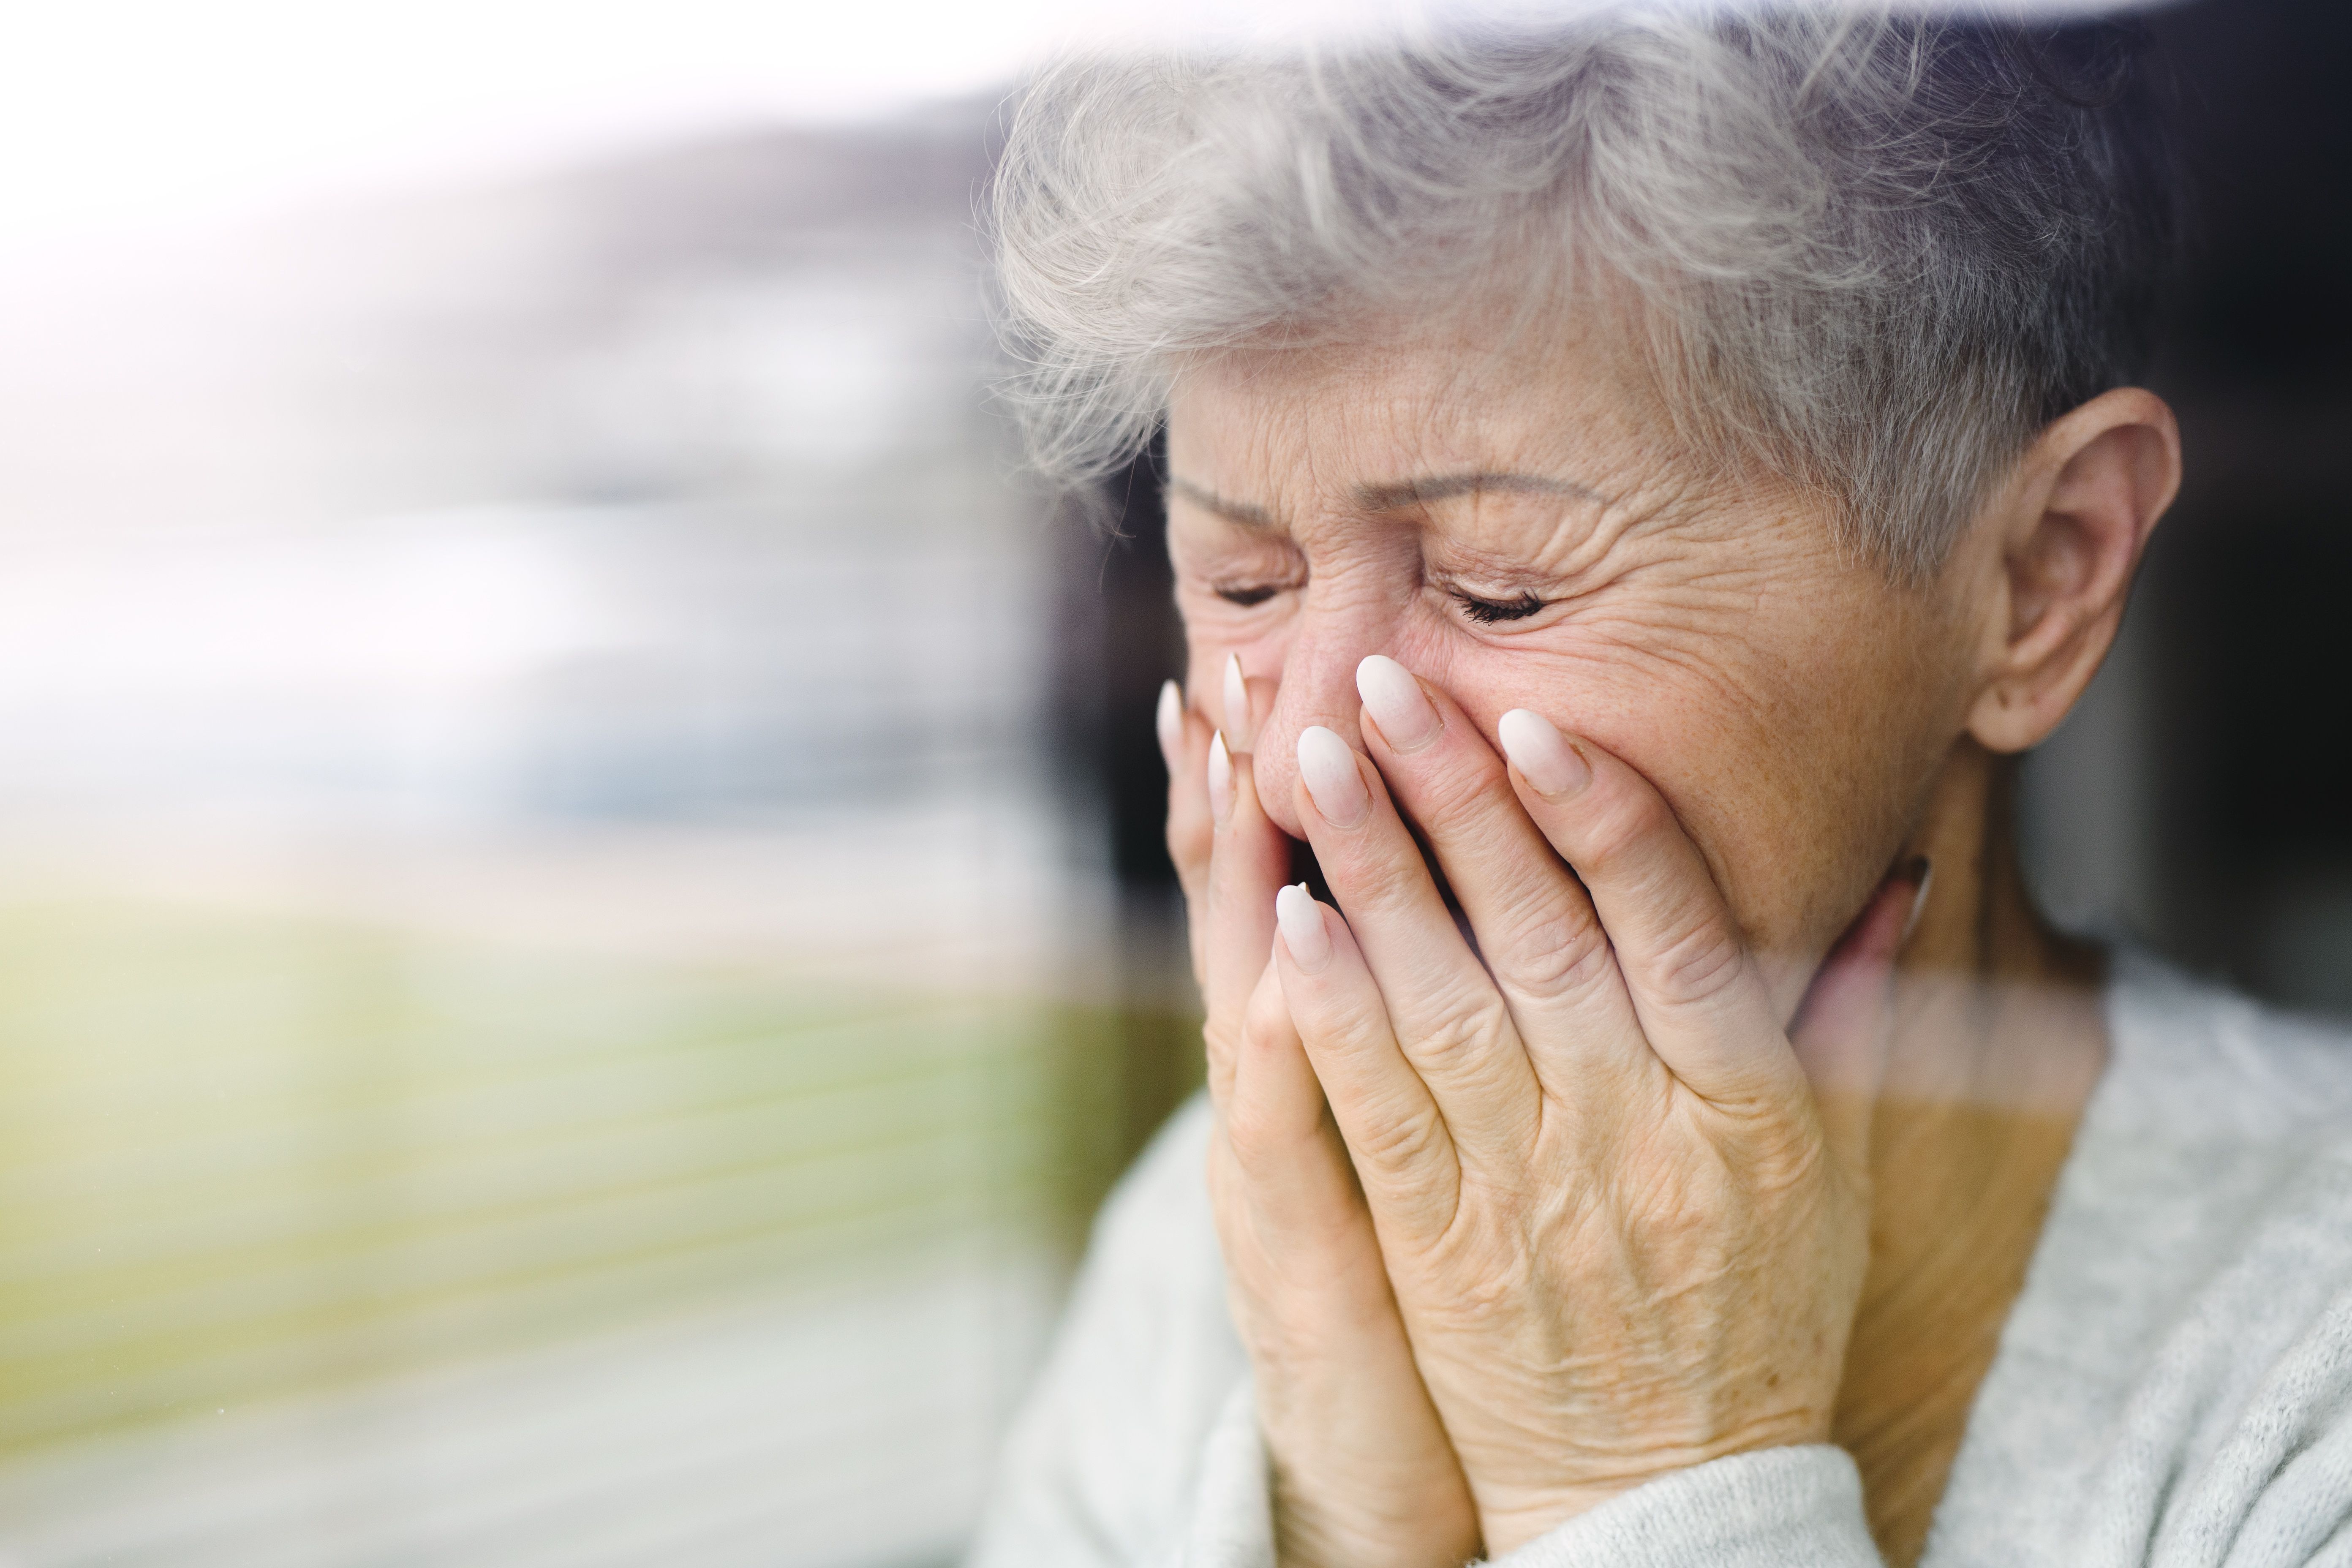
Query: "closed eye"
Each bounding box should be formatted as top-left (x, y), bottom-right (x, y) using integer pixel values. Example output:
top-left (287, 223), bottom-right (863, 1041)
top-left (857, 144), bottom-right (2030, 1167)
top-left (1215, 582), bottom-right (1293, 607)
top-left (1451, 590), bottom-right (1548, 624)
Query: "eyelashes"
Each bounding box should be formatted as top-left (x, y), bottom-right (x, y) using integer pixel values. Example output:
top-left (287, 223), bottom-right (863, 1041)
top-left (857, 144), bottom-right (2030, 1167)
top-left (1450, 590), bottom-right (1548, 624)
top-left (1209, 580), bottom-right (1552, 626)
top-left (1214, 583), bottom-right (1285, 607)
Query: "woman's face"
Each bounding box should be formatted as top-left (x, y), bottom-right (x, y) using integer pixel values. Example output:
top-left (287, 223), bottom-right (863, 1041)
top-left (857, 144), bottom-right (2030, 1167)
top-left (1166, 308), bottom-right (1984, 992)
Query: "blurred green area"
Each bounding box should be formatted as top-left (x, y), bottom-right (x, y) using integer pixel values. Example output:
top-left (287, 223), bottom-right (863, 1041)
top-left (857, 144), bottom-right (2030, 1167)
top-left (0, 897), bottom-right (1201, 1460)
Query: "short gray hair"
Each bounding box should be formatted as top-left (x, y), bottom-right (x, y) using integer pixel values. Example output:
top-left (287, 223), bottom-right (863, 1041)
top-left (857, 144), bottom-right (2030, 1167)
top-left (989, 6), bottom-right (2174, 578)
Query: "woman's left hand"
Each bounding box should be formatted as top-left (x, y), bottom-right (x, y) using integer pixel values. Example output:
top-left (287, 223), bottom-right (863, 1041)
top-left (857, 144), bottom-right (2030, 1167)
top-left (1271, 657), bottom-right (1917, 1556)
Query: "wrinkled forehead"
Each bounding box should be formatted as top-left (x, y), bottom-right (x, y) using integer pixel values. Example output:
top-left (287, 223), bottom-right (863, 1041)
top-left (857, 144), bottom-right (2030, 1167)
top-left (1165, 299), bottom-right (1671, 525)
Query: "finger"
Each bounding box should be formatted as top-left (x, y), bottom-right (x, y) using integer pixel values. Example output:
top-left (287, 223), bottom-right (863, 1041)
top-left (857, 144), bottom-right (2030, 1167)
top-left (1202, 729), bottom-right (1295, 1104)
top-left (1203, 960), bottom-right (1480, 1568)
top-left (1220, 654), bottom-right (1277, 756)
top-left (1292, 724), bottom-right (1539, 1148)
top-left (1220, 956), bottom-right (1371, 1241)
top-left (1162, 679), bottom-right (1210, 890)
top-left (1157, 675), bottom-right (1186, 772)
top-left (1160, 680), bottom-right (1217, 991)
top-left (1272, 883), bottom-right (1460, 1236)
top-left (1353, 656), bottom-right (1651, 1091)
top-left (1495, 708), bottom-right (1799, 1109)
top-left (1788, 859), bottom-right (1925, 1184)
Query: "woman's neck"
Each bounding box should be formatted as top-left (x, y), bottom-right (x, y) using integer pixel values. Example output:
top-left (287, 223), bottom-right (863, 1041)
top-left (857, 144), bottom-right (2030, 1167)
top-left (1833, 738), bottom-right (2110, 1567)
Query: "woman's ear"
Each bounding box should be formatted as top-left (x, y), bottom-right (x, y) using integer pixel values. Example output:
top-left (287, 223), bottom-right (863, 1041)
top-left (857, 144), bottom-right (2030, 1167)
top-left (1964, 387), bottom-right (2181, 754)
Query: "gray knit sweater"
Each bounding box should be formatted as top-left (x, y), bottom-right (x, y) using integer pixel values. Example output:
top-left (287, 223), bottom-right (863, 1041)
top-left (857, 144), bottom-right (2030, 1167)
top-left (969, 952), bottom-right (2352, 1567)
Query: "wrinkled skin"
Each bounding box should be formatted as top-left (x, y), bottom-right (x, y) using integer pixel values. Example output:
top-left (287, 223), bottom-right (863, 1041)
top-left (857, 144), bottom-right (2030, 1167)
top-left (1157, 301), bottom-right (2179, 1563)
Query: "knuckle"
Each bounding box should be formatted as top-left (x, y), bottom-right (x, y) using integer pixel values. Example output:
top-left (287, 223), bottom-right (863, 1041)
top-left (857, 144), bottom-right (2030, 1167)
top-left (1344, 843), bottom-right (1432, 915)
top-left (1573, 784), bottom-right (1671, 874)
top-left (1316, 978), bottom-right (1395, 1051)
top-left (1167, 811), bottom-right (1209, 879)
top-left (1625, 1179), bottom-right (1725, 1262)
top-left (1407, 992), bottom-right (1512, 1072)
top-left (1498, 903), bottom-right (1617, 1005)
top-left (1348, 1098), bottom-right (1446, 1174)
top-left (1201, 1024), bottom-right (1236, 1105)
top-left (1417, 747), bottom-right (1507, 822)
top-left (1243, 983), bottom-right (1291, 1049)
top-left (1446, 811), bottom-right (1530, 882)
top-left (1644, 911), bottom-right (1748, 1009)
top-left (1222, 1097), bottom-right (1282, 1174)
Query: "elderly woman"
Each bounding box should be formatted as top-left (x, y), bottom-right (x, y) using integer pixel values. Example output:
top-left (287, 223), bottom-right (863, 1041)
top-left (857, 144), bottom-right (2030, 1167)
top-left (969, 11), bottom-right (2352, 1568)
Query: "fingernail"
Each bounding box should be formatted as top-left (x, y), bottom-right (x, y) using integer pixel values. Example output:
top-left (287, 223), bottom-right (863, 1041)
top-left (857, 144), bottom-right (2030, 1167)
top-left (1497, 709), bottom-right (1590, 798)
top-left (1222, 654), bottom-right (1256, 753)
top-left (1275, 882), bottom-right (1331, 972)
top-left (1356, 655), bottom-right (1440, 753)
top-left (1296, 726), bottom-right (1369, 828)
top-left (1155, 680), bottom-right (1183, 765)
top-left (1902, 856), bottom-right (1935, 943)
top-left (1209, 730), bottom-right (1233, 824)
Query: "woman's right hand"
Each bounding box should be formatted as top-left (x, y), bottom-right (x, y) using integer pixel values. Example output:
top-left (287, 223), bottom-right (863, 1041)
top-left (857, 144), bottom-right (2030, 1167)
top-left (1162, 664), bottom-right (1481, 1568)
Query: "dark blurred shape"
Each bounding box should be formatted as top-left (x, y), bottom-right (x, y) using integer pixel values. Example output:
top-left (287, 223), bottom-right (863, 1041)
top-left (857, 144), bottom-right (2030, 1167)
top-left (2134, 0), bottom-right (2352, 1014)
top-left (1073, 442), bottom-right (1184, 891)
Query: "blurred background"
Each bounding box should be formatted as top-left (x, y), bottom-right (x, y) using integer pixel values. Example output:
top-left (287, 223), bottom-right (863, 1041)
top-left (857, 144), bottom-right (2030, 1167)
top-left (0, 2), bottom-right (2343, 1565)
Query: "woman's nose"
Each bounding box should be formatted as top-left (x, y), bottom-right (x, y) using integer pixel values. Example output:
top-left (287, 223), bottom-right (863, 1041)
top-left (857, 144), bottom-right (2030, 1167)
top-left (1246, 633), bottom-right (1382, 841)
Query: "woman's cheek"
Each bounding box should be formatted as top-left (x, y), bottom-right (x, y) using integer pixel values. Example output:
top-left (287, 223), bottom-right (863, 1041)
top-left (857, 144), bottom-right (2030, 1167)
top-left (1652, 701), bottom-right (1904, 1003)
top-left (1462, 653), bottom-right (1833, 1002)
top-left (1475, 640), bottom-right (1823, 964)
top-left (1178, 599), bottom-right (1302, 694)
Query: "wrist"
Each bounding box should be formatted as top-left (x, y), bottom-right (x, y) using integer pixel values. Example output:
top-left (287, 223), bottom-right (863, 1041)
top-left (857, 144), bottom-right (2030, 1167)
top-left (1274, 1477), bottom-right (1481, 1568)
top-left (1475, 1483), bottom-right (1635, 1559)
top-left (1470, 1424), bottom-right (1832, 1556)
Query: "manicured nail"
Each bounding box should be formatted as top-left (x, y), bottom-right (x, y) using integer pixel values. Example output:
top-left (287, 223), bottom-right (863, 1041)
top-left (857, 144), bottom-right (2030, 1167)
top-left (1222, 654), bottom-right (1256, 753)
top-left (1209, 730), bottom-right (1233, 823)
top-left (1356, 655), bottom-right (1440, 753)
top-left (1296, 726), bottom-right (1369, 827)
top-left (1497, 709), bottom-right (1591, 798)
top-left (1902, 856), bottom-right (1935, 943)
top-left (1155, 679), bottom-right (1183, 765)
top-left (1275, 882), bottom-right (1331, 972)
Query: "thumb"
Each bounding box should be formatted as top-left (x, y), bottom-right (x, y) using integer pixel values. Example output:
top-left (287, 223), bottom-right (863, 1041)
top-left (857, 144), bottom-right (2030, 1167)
top-left (1787, 858), bottom-right (1928, 1185)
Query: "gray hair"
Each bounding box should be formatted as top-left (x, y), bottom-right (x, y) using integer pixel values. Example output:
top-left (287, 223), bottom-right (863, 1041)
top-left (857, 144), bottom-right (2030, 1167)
top-left (988, 6), bottom-right (2174, 578)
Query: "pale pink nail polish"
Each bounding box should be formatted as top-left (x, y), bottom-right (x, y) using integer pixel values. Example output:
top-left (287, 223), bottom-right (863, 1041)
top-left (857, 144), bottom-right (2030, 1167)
top-left (1222, 654), bottom-right (1256, 753)
top-left (1209, 730), bottom-right (1234, 823)
top-left (1275, 882), bottom-right (1331, 972)
top-left (1296, 726), bottom-right (1369, 827)
top-left (1497, 709), bottom-right (1591, 798)
top-left (1156, 679), bottom-right (1183, 765)
top-left (1356, 655), bottom-right (1440, 752)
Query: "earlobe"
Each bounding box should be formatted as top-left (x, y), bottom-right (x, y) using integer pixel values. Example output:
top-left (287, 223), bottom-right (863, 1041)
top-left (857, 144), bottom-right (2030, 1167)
top-left (1964, 388), bottom-right (2180, 754)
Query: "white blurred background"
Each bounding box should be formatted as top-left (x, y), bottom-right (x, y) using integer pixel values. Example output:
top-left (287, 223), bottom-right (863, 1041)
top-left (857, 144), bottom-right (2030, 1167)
top-left (0, 12), bottom-right (1113, 1566)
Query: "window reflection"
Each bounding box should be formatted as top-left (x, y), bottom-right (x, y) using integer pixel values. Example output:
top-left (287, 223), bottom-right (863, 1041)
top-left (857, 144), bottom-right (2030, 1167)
top-left (0, 108), bottom-right (1127, 1567)
top-left (0, 5), bottom-right (2346, 1567)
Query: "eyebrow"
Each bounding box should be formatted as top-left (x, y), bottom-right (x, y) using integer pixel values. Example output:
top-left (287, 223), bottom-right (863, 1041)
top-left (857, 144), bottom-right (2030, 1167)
top-left (1353, 471), bottom-right (1604, 512)
top-left (1166, 471), bottom-right (1601, 529)
top-left (1165, 477), bottom-right (1277, 528)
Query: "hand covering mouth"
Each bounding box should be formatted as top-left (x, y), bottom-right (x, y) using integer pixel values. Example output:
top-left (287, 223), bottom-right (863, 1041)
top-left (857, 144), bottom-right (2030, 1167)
top-left (1288, 828), bottom-right (1488, 966)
